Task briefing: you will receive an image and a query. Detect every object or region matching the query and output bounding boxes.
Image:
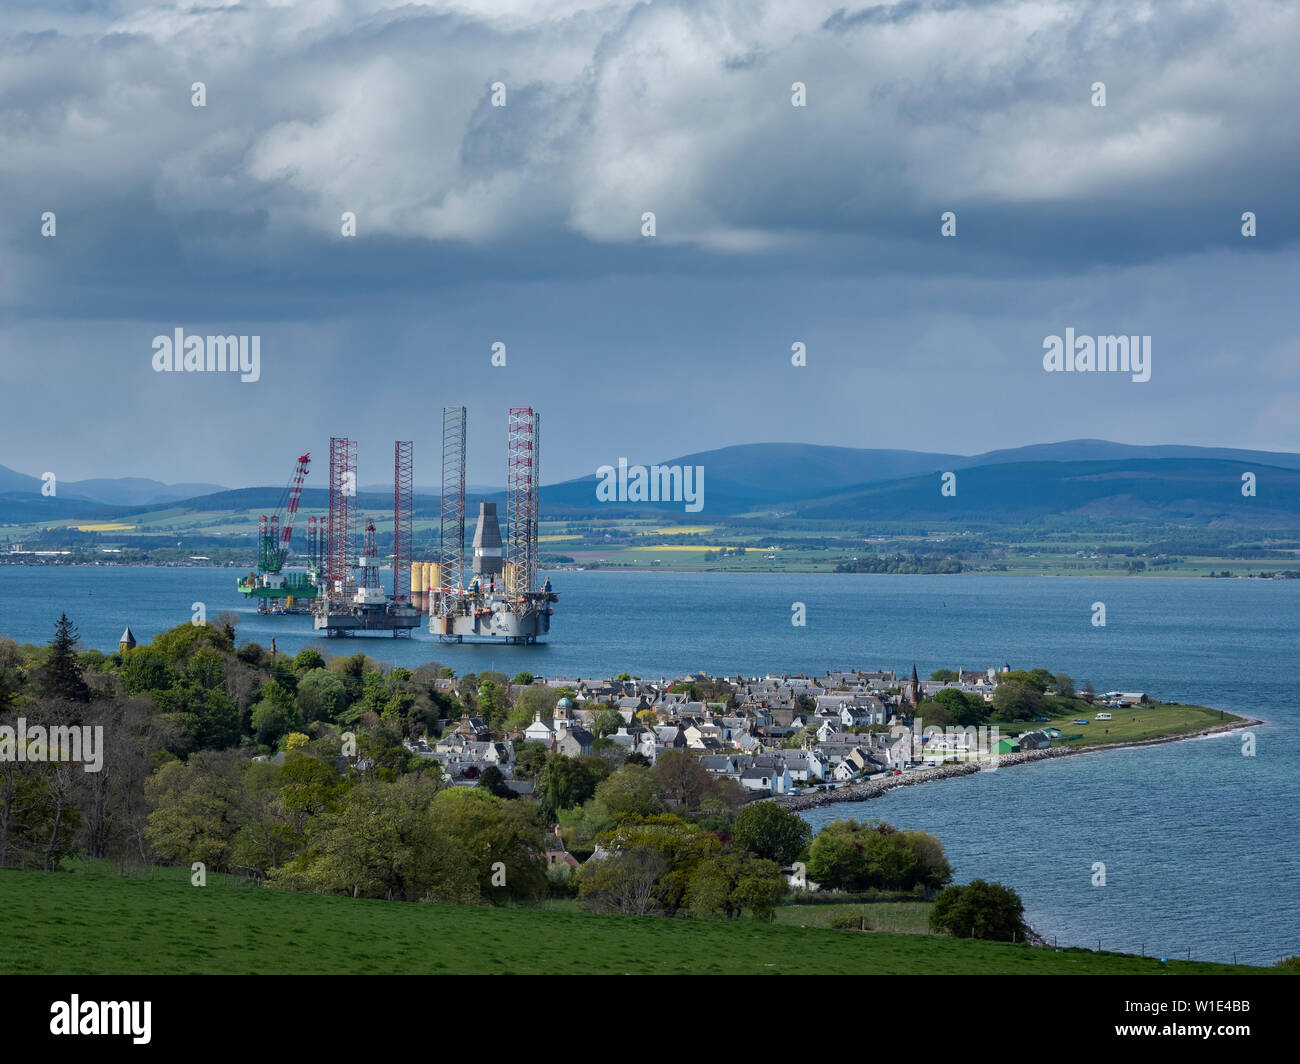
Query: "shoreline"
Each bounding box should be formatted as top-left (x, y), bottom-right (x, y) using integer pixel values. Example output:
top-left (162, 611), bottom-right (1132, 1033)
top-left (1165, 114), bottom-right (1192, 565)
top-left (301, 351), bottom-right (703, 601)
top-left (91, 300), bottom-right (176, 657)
top-left (3, 560), bottom-right (1294, 581)
top-left (776, 713), bottom-right (1263, 813)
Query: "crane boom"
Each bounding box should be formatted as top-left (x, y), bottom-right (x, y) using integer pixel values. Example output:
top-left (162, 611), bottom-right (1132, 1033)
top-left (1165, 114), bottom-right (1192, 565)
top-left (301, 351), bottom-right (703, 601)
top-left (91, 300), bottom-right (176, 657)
top-left (257, 453), bottom-right (311, 573)
top-left (279, 454), bottom-right (311, 548)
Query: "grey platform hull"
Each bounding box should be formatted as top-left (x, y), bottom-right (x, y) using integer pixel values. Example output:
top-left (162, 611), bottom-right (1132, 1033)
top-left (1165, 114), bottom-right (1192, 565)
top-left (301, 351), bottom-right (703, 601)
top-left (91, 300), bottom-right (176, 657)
top-left (431, 607), bottom-right (551, 644)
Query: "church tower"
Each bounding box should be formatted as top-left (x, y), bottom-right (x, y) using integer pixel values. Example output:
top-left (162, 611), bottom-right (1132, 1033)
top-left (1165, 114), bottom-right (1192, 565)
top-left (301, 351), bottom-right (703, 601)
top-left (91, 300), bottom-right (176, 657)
top-left (907, 664), bottom-right (921, 707)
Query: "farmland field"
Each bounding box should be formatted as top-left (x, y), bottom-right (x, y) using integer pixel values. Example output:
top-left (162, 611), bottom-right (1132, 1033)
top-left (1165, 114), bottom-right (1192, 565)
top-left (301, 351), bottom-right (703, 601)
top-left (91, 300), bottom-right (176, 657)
top-left (0, 863), bottom-right (1275, 976)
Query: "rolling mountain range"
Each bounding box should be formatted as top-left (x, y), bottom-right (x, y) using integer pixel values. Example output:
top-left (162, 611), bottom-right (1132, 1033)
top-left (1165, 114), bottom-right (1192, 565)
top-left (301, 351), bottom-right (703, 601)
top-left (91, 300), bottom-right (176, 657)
top-left (0, 466), bottom-right (225, 507)
top-left (2, 440), bottom-right (1298, 527)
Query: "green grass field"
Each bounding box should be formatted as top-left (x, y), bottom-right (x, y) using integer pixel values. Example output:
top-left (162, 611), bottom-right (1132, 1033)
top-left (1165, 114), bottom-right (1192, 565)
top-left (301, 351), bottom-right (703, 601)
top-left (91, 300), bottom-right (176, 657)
top-left (0, 862), bottom-right (1277, 975)
top-left (1037, 702), bottom-right (1243, 748)
top-left (772, 901), bottom-right (933, 934)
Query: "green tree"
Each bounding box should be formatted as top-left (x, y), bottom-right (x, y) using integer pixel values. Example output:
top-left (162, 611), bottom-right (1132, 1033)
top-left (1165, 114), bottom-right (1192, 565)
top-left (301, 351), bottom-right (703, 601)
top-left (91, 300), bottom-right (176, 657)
top-left (251, 681), bottom-right (300, 746)
top-left (40, 613), bottom-right (91, 703)
top-left (120, 647), bottom-right (179, 695)
top-left (914, 698), bottom-right (953, 727)
top-left (144, 752), bottom-right (251, 872)
top-left (294, 648), bottom-right (326, 672)
top-left (186, 647), bottom-right (226, 692)
top-left (0, 637), bottom-right (26, 710)
top-left (593, 708), bottom-right (624, 738)
top-left (296, 668), bottom-right (349, 724)
top-left (196, 689), bottom-right (241, 749)
top-left (900, 828), bottom-right (953, 890)
top-left (581, 816), bottom-right (718, 916)
top-left (514, 686), bottom-right (562, 724)
top-left (272, 775), bottom-right (478, 903)
top-left (537, 754), bottom-right (605, 817)
top-left (806, 819), bottom-right (927, 891)
top-left (991, 679), bottom-right (1046, 722)
top-left (929, 879), bottom-right (1027, 941)
top-left (733, 802), bottom-right (811, 865)
top-left (934, 688), bottom-right (989, 726)
top-left (476, 679), bottom-right (509, 729)
top-left (430, 788), bottom-right (548, 903)
top-left (686, 850), bottom-right (787, 920)
top-left (513, 744), bottom-right (549, 780)
top-left (150, 621), bottom-right (234, 663)
top-left (479, 765), bottom-right (512, 798)
top-left (593, 764), bottom-right (662, 822)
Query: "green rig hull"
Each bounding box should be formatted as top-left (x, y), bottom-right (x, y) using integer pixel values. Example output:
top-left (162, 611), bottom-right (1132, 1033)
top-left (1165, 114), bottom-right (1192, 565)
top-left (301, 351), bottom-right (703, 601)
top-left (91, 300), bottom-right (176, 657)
top-left (237, 571), bottom-right (320, 612)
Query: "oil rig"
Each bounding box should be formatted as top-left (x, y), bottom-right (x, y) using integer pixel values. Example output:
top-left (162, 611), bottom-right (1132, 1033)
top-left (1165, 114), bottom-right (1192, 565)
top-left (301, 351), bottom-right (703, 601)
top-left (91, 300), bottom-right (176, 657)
top-left (420, 406), bottom-right (556, 644)
top-left (236, 453), bottom-right (322, 613)
top-left (312, 408), bottom-right (556, 642)
top-left (312, 438), bottom-right (422, 637)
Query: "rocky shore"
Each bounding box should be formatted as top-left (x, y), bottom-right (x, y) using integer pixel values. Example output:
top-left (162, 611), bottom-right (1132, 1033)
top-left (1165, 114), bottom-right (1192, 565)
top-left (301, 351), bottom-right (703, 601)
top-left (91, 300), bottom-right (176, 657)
top-left (776, 715), bottom-right (1262, 813)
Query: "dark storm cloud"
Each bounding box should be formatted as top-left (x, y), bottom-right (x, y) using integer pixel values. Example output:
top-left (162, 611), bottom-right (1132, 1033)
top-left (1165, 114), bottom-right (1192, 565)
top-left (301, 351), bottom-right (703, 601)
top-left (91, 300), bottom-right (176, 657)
top-left (0, 0), bottom-right (1296, 485)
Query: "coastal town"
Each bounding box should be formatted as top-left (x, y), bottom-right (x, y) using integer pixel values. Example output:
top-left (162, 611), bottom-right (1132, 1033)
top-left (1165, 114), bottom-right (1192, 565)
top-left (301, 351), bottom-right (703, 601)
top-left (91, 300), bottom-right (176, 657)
top-left (403, 664), bottom-right (1159, 799)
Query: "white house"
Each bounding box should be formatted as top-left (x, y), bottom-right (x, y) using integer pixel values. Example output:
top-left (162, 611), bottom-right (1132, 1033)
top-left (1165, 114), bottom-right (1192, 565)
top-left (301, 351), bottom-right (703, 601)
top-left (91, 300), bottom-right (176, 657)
top-left (524, 712), bottom-right (555, 744)
top-left (739, 765), bottom-right (793, 794)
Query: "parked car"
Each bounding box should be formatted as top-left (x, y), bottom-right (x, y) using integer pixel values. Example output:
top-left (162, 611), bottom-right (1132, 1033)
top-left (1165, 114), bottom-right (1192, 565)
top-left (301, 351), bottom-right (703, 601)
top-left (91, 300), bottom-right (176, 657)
top-left (1072, 718), bottom-right (1090, 725)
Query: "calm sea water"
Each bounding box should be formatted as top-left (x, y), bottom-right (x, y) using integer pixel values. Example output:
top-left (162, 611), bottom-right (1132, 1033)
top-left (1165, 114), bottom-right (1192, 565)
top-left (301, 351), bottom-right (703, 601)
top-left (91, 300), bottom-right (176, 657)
top-left (1, 566), bottom-right (1296, 964)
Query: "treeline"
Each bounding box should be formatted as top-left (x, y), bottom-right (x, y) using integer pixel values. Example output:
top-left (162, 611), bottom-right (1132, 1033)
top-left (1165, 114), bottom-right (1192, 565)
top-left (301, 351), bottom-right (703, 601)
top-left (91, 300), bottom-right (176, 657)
top-left (835, 554), bottom-right (964, 574)
top-left (915, 667), bottom-right (1087, 726)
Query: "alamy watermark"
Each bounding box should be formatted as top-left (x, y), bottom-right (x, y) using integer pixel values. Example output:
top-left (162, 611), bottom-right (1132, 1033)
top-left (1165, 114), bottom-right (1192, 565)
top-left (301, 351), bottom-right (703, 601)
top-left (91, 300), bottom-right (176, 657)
top-left (1042, 329), bottom-right (1150, 383)
top-left (888, 718), bottom-right (1002, 770)
top-left (595, 458), bottom-right (704, 513)
top-left (50, 996), bottom-right (150, 1044)
top-left (0, 718), bottom-right (103, 772)
top-left (152, 328), bottom-right (261, 383)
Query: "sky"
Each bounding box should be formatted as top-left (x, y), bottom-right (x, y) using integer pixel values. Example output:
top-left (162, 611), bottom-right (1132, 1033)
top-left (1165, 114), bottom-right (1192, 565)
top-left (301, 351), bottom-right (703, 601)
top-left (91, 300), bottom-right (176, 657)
top-left (0, 0), bottom-right (1297, 488)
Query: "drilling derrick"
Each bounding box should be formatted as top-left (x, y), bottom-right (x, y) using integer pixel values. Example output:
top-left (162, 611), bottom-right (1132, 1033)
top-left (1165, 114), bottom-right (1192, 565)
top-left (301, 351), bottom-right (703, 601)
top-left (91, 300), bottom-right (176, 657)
top-left (393, 441), bottom-right (413, 604)
top-left (439, 406), bottom-right (467, 619)
top-left (306, 516), bottom-right (320, 574)
top-left (324, 436), bottom-right (358, 602)
top-left (506, 407), bottom-right (540, 597)
top-left (355, 518), bottom-right (385, 603)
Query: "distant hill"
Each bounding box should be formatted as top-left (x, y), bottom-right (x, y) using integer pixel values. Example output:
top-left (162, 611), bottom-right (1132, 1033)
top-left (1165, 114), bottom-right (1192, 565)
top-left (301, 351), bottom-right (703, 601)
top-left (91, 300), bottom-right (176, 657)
top-left (0, 465), bottom-right (225, 507)
top-left (3, 441), bottom-right (1299, 527)
top-left (964, 439), bottom-right (1300, 471)
top-left (790, 458), bottom-right (1300, 525)
top-left (537, 441), bottom-right (1300, 521)
top-left (0, 493), bottom-right (124, 523)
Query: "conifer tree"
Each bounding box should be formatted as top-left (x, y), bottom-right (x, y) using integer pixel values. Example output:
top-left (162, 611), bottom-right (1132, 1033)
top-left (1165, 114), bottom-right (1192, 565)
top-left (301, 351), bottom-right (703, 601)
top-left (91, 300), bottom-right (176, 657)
top-left (40, 613), bottom-right (91, 703)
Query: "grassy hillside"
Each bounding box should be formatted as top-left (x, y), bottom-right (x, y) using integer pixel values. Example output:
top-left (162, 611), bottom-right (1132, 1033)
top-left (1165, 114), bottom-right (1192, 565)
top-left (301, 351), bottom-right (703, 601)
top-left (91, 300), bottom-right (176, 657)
top-left (0, 863), bottom-right (1274, 975)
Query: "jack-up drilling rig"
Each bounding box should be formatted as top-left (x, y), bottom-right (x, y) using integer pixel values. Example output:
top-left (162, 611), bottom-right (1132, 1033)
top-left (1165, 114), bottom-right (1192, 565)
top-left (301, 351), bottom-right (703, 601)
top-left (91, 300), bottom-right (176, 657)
top-left (236, 453), bottom-right (319, 613)
top-left (311, 438), bottom-right (422, 636)
top-left (427, 407), bottom-right (557, 644)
